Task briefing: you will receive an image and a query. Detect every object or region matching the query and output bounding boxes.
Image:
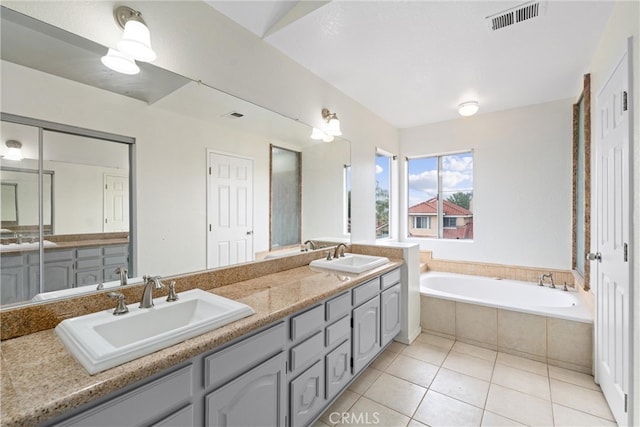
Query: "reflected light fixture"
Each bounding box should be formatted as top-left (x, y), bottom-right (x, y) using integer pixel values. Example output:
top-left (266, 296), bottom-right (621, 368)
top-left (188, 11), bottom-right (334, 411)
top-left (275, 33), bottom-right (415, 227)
top-left (3, 140), bottom-right (23, 161)
top-left (458, 101), bottom-right (479, 117)
top-left (101, 48), bottom-right (140, 75)
top-left (322, 108), bottom-right (342, 136)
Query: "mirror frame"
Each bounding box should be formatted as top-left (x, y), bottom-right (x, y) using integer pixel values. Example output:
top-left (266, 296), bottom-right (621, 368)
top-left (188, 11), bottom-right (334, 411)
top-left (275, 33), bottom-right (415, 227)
top-left (571, 73), bottom-right (591, 291)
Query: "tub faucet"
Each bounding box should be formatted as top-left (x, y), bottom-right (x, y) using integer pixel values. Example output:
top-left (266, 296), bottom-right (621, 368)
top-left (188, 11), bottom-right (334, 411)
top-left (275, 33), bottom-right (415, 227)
top-left (303, 240), bottom-right (317, 251)
top-left (333, 243), bottom-right (348, 259)
top-left (115, 266), bottom-right (128, 286)
top-left (540, 273), bottom-right (555, 288)
top-left (140, 275), bottom-right (165, 308)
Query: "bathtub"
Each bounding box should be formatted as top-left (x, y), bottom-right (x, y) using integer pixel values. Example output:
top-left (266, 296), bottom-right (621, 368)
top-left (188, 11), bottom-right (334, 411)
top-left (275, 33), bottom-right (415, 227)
top-left (420, 271), bottom-right (594, 373)
top-left (420, 271), bottom-right (592, 323)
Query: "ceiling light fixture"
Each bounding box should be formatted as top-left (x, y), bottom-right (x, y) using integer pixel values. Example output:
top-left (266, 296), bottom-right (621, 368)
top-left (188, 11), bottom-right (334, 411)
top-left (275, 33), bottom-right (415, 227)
top-left (3, 140), bottom-right (23, 161)
top-left (322, 108), bottom-right (342, 136)
top-left (458, 101), bottom-right (479, 117)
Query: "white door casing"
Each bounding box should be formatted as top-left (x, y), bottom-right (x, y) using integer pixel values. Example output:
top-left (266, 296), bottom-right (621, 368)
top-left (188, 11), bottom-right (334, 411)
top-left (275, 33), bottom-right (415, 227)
top-left (207, 151), bottom-right (254, 268)
top-left (103, 174), bottom-right (129, 232)
top-left (593, 38), bottom-right (633, 426)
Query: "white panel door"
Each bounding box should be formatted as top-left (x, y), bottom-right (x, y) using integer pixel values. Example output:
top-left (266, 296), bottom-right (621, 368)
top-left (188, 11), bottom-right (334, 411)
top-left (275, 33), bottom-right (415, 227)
top-left (207, 152), bottom-right (253, 268)
top-left (103, 175), bottom-right (129, 232)
top-left (593, 40), bottom-right (632, 426)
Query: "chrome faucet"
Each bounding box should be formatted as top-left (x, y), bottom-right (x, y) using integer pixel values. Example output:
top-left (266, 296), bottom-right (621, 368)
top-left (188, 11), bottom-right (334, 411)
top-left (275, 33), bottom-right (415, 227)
top-left (115, 266), bottom-right (128, 286)
top-left (333, 243), bottom-right (348, 259)
top-left (140, 275), bottom-right (165, 308)
top-left (539, 272), bottom-right (555, 288)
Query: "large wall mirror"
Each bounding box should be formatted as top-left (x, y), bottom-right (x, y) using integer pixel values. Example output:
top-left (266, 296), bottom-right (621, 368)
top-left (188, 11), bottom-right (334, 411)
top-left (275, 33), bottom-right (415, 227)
top-left (572, 74), bottom-right (591, 291)
top-left (0, 6), bottom-right (351, 307)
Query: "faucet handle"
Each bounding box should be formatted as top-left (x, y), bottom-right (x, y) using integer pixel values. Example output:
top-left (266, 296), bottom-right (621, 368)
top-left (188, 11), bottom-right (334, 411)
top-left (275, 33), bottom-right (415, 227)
top-left (326, 251), bottom-right (333, 261)
top-left (107, 292), bottom-right (129, 316)
top-left (166, 281), bottom-right (178, 302)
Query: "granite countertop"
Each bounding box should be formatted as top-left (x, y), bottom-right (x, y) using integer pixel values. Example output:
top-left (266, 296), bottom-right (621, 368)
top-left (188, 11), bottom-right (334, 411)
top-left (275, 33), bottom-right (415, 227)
top-left (0, 260), bottom-right (403, 427)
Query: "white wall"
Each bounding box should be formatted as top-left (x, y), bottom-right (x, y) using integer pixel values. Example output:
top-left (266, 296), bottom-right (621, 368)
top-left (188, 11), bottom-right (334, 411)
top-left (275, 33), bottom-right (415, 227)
top-left (587, 2), bottom-right (639, 424)
top-left (2, 0), bottom-right (399, 243)
top-left (400, 98), bottom-right (574, 270)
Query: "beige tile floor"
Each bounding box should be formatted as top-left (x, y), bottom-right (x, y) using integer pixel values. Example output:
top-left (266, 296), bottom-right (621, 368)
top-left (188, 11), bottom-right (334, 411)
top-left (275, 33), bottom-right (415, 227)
top-left (313, 333), bottom-right (616, 427)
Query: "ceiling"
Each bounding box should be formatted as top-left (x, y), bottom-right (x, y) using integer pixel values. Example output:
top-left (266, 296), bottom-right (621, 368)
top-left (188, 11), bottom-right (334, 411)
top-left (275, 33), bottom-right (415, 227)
top-left (206, 1), bottom-right (614, 128)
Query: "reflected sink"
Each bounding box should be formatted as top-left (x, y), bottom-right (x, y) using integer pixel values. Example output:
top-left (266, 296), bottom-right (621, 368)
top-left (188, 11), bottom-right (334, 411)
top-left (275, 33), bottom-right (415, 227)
top-left (55, 289), bottom-right (254, 375)
top-left (0, 240), bottom-right (57, 252)
top-left (309, 253), bottom-right (389, 274)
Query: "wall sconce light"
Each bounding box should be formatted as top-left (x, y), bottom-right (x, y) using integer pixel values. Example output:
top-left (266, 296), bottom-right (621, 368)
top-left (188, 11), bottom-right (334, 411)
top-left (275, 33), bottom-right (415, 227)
top-left (3, 140), bottom-right (23, 161)
top-left (101, 6), bottom-right (156, 75)
top-left (458, 101), bottom-right (479, 117)
top-left (322, 108), bottom-right (342, 136)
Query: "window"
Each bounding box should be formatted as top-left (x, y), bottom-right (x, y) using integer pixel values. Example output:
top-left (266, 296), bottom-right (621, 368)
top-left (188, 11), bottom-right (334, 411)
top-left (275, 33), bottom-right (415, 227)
top-left (407, 151), bottom-right (473, 240)
top-left (375, 151), bottom-right (391, 239)
top-left (344, 164), bottom-right (351, 234)
top-left (443, 217), bottom-right (457, 228)
top-left (413, 216), bottom-right (431, 229)
top-left (270, 145), bottom-right (301, 249)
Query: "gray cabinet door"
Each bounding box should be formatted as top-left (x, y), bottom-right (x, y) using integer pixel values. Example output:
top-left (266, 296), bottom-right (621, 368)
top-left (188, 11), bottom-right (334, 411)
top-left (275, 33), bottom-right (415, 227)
top-left (381, 284), bottom-right (401, 346)
top-left (151, 405), bottom-right (195, 427)
top-left (206, 352), bottom-right (286, 427)
top-left (325, 339), bottom-right (351, 400)
top-left (0, 264), bottom-right (27, 304)
top-left (352, 296), bottom-right (380, 374)
top-left (290, 359), bottom-right (325, 427)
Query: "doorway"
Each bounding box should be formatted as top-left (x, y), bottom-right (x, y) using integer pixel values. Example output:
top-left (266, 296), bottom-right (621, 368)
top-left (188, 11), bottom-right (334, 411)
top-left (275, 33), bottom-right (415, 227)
top-left (207, 151), bottom-right (254, 268)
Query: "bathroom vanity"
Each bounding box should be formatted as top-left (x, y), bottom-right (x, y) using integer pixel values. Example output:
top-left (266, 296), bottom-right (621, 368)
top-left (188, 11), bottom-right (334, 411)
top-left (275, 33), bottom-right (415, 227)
top-left (0, 256), bottom-right (404, 427)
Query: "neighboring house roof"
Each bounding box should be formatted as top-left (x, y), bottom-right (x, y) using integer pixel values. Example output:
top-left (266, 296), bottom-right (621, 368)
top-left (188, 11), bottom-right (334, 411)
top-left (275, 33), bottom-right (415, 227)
top-left (408, 197), bottom-right (472, 216)
top-left (443, 222), bottom-right (474, 239)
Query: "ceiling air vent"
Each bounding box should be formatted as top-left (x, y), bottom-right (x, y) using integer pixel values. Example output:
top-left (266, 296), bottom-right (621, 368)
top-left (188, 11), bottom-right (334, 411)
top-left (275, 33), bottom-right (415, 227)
top-left (486, 1), bottom-right (546, 31)
top-left (222, 111), bottom-right (244, 119)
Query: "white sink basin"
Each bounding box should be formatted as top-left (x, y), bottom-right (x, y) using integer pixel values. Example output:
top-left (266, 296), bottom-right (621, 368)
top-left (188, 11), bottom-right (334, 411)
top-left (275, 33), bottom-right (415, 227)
top-left (310, 253), bottom-right (389, 274)
top-left (55, 289), bottom-right (254, 375)
top-left (0, 240), bottom-right (57, 252)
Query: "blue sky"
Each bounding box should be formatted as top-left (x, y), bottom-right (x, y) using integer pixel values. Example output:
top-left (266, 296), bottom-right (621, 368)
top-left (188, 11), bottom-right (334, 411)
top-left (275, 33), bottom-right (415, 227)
top-left (407, 153), bottom-right (473, 207)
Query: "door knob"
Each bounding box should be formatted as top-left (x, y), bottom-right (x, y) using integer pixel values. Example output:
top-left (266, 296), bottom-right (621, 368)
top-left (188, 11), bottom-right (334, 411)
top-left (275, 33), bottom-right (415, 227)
top-left (586, 252), bottom-right (602, 262)
top-left (246, 231), bottom-right (253, 235)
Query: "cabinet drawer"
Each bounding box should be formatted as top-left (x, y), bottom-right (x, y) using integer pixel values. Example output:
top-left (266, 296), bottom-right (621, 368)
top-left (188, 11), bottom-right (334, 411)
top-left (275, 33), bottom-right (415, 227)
top-left (28, 250), bottom-right (74, 264)
top-left (325, 292), bottom-right (350, 322)
top-left (0, 255), bottom-right (23, 267)
top-left (325, 315), bottom-right (350, 349)
top-left (352, 277), bottom-right (380, 306)
top-left (103, 245), bottom-right (128, 256)
top-left (59, 365), bottom-right (193, 427)
top-left (204, 322), bottom-right (285, 390)
top-left (290, 331), bottom-right (323, 373)
top-left (76, 258), bottom-right (101, 269)
top-left (103, 255), bottom-right (128, 267)
top-left (76, 247), bottom-right (101, 258)
top-left (151, 405), bottom-right (194, 427)
top-left (290, 304), bottom-right (323, 341)
top-left (381, 268), bottom-right (401, 290)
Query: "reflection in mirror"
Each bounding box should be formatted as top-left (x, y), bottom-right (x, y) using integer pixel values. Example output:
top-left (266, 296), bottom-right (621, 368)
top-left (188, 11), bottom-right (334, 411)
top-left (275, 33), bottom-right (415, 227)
top-left (270, 145), bottom-right (301, 250)
top-left (0, 6), bottom-right (350, 308)
top-left (1, 116), bottom-right (134, 305)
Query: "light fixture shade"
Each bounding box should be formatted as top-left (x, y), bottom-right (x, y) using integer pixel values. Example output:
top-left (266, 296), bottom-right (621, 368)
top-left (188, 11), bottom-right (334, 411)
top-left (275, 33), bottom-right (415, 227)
top-left (322, 134), bottom-right (335, 143)
top-left (325, 117), bottom-right (342, 136)
top-left (101, 49), bottom-right (140, 75)
top-left (3, 140), bottom-right (23, 161)
top-left (458, 101), bottom-right (479, 117)
top-left (118, 20), bottom-right (156, 62)
top-left (310, 127), bottom-right (325, 140)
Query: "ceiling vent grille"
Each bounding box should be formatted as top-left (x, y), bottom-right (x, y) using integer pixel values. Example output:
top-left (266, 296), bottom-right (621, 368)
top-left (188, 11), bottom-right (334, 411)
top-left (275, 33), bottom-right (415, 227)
top-left (486, 1), bottom-right (545, 31)
top-left (222, 111), bottom-right (244, 119)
